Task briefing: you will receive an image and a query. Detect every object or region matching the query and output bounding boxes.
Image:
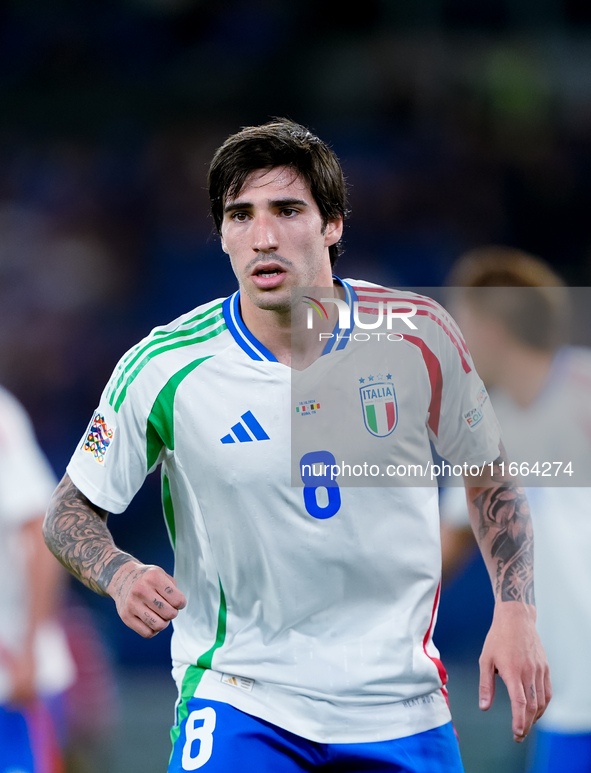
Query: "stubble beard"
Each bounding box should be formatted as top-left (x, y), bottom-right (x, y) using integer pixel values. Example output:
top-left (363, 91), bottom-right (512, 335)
top-left (247, 287), bottom-right (292, 314)
top-left (239, 250), bottom-right (330, 319)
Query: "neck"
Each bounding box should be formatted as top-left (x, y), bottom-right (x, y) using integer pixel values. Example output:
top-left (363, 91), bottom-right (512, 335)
top-left (239, 280), bottom-right (345, 368)
top-left (495, 345), bottom-right (554, 408)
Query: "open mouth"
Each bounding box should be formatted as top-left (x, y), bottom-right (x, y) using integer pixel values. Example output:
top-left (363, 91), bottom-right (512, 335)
top-left (253, 265), bottom-right (285, 278)
top-left (249, 263), bottom-right (287, 288)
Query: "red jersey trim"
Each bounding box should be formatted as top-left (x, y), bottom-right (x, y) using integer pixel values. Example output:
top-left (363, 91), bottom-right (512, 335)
top-left (423, 581), bottom-right (448, 689)
top-left (403, 335), bottom-right (443, 437)
top-left (352, 286), bottom-right (472, 374)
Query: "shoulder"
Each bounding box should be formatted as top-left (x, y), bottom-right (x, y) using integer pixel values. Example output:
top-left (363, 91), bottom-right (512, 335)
top-left (145, 296), bottom-right (228, 341)
top-left (344, 278), bottom-right (455, 322)
top-left (105, 296), bottom-right (231, 414)
top-left (344, 278), bottom-right (471, 368)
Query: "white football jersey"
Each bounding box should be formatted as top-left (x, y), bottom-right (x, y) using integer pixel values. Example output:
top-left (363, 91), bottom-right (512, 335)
top-left (67, 279), bottom-right (501, 743)
top-left (440, 346), bottom-right (591, 732)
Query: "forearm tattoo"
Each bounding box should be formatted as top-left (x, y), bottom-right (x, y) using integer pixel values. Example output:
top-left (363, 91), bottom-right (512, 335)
top-left (43, 476), bottom-right (134, 597)
top-left (472, 484), bottom-right (535, 605)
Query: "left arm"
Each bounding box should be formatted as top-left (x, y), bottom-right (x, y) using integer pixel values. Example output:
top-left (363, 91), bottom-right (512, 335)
top-left (464, 448), bottom-right (551, 742)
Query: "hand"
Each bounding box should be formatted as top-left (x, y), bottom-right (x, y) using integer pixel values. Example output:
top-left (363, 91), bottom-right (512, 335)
top-left (107, 561), bottom-right (187, 638)
top-left (479, 601), bottom-right (551, 742)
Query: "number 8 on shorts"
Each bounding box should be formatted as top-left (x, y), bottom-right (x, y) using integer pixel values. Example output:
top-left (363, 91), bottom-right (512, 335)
top-left (181, 707), bottom-right (216, 770)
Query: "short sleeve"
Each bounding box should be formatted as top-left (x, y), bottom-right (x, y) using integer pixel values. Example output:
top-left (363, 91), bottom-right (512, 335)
top-left (427, 309), bottom-right (502, 467)
top-left (0, 388), bottom-right (57, 525)
top-left (66, 371), bottom-right (159, 515)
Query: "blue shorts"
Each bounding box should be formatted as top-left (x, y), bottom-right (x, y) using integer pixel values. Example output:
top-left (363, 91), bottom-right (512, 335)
top-left (527, 727), bottom-right (591, 773)
top-left (0, 701), bottom-right (63, 773)
top-left (168, 697), bottom-right (464, 772)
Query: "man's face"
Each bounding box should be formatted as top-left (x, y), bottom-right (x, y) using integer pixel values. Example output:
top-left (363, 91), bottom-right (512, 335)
top-left (220, 166), bottom-right (342, 313)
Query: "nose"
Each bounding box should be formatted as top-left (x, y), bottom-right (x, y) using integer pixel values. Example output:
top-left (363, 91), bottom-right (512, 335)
top-left (252, 213), bottom-right (279, 253)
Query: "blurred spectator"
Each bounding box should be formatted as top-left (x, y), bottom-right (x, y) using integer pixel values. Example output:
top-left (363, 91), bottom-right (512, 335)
top-left (0, 384), bottom-right (75, 773)
top-left (439, 247), bottom-right (591, 772)
top-left (59, 599), bottom-right (119, 773)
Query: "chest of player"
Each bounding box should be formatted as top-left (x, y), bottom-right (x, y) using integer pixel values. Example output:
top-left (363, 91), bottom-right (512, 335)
top-left (167, 342), bottom-right (435, 490)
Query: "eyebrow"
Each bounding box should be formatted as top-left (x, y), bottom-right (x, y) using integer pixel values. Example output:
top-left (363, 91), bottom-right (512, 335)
top-left (223, 197), bottom-right (309, 214)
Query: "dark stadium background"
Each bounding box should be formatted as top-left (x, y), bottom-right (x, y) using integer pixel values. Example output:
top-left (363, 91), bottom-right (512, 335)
top-left (0, 1), bottom-right (590, 770)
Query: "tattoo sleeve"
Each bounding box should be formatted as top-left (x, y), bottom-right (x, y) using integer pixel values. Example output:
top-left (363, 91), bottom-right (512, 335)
top-left (471, 482), bottom-right (535, 605)
top-left (43, 474), bottom-right (135, 597)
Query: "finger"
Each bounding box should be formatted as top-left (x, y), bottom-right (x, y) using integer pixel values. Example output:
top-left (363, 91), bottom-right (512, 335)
top-left (506, 679), bottom-right (529, 742)
top-left (524, 681), bottom-right (539, 734)
top-left (134, 618), bottom-right (160, 639)
top-left (141, 608), bottom-right (170, 634)
top-left (535, 664), bottom-right (552, 723)
top-left (122, 611), bottom-right (161, 639)
top-left (478, 657), bottom-right (496, 711)
top-left (130, 568), bottom-right (186, 612)
top-left (122, 597), bottom-right (172, 636)
top-left (132, 609), bottom-right (170, 638)
top-left (137, 585), bottom-right (185, 621)
top-left (141, 568), bottom-right (187, 610)
top-left (160, 580), bottom-right (187, 610)
top-left (544, 665), bottom-right (553, 708)
top-left (149, 594), bottom-right (180, 622)
top-left (533, 668), bottom-right (546, 724)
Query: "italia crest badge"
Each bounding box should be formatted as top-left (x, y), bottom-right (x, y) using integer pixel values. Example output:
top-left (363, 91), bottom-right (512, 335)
top-left (359, 374), bottom-right (398, 437)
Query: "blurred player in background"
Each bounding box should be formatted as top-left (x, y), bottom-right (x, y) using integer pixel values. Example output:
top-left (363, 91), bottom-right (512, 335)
top-left (44, 120), bottom-right (549, 772)
top-left (0, 385), bottom-right (76, 773)
top-left (440, 247), bottom-right (591, 773)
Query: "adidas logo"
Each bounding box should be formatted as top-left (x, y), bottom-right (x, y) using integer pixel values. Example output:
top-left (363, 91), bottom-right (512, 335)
top-left (220, 411), bottom-right (270, 444)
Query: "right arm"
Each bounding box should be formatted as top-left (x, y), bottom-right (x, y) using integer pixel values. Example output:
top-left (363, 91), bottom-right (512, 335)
top-left (43, 473), bottom-right (186, 638)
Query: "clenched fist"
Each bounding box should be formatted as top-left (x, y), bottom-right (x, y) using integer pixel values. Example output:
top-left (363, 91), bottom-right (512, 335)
top-left (107, 561), bottom-right (187, 638)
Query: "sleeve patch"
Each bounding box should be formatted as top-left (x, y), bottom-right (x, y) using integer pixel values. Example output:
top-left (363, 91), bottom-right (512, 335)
top-left (83, 412), bottom-right (115, 463)
top-left (463, 388), bottom-right (489, 430)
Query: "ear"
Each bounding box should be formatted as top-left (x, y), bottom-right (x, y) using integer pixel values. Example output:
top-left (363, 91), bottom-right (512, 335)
top-left (323, 216), bottom-right (343, 247)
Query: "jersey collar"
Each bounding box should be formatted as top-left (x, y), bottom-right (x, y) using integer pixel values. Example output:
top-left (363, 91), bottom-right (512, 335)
top-left (222, 278), bottom-right (356, 362)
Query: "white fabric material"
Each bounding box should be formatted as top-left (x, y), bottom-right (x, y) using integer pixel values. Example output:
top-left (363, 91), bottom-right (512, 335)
top-left (439, 347), bottom-right (591, 732)
top-left (0, 386), bottom-right (76, 702)
top-left (68, 280), bottom-right (501, 743)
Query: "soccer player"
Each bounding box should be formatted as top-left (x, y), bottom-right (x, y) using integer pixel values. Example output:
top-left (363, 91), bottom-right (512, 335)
top-left (0, 385), bottom-right (75, 773)
top-left (439, 247), bottom-right (591, 773)
top-left (43, 120), bottom-right (550, 772)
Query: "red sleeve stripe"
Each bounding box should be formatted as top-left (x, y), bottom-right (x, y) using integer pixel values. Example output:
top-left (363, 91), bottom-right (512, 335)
top-left (353, 286), bottom-right (469, 348)
top-left (403, 335), bottom-right (443, 436)
top-left (355, 302), bottom-right (472, 374)
top-left (352, 285), bottom-right (470, 357)
top-left (353, 287), bottom-right (468, 340)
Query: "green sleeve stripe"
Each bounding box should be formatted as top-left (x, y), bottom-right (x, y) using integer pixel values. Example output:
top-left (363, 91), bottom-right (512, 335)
top-left (146, 356), bottom-right (212, 470)
top-left (108, 302), bottom-right (223, 394)
top-left (161, 474), bottom-right (176, 549)
top-left (169, 579), bottom-right (227, 755)
top-left (107, 303), bottom-right (223, 399)
top-left (112, 318), bottom-right (225, 412)
top-left (107, 303), bottom-right (225, 409)
top-left (113, 310), bottom-right (223, 396)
